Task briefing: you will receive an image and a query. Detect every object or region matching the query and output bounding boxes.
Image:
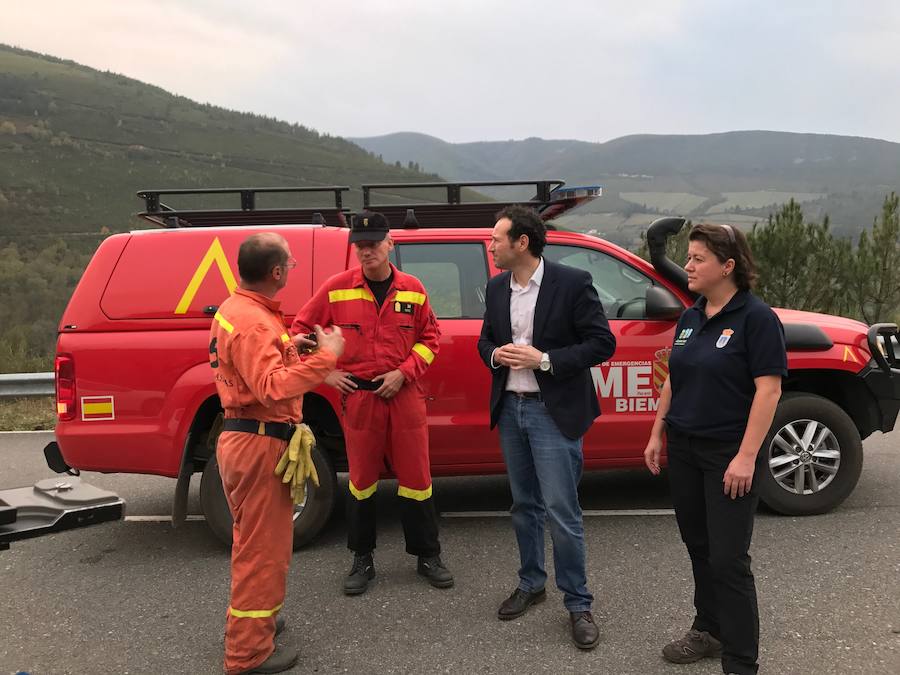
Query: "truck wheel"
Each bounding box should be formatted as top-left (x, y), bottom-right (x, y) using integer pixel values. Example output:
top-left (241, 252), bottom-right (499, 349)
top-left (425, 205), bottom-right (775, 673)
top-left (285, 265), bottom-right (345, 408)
top-left (758, 393), bottom-right (863, 515)
top-left (199, 443), bottom-right (338, 550)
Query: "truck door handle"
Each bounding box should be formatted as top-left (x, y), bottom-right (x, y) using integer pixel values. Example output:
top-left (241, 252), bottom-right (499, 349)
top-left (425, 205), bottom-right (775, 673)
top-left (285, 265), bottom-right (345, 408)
top-left (203, 305), bottom-right (218, 315)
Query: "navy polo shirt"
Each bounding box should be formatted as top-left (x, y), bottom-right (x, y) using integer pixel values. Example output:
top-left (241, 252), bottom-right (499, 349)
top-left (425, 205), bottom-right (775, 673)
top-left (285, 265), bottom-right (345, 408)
top-left (665, 290), bottom-right (787, 441)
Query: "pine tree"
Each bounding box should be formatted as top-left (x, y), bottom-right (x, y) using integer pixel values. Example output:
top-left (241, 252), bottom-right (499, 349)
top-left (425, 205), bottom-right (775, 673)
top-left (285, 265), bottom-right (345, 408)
top-left (748, 200), bottom-right (852, 316)
top-left (848, 192), bottom-right (900, 324)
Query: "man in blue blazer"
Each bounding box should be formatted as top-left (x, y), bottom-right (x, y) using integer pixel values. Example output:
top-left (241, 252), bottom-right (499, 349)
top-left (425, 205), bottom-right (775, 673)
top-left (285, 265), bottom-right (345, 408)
top-left (477, 205), bottom-right (616, 650)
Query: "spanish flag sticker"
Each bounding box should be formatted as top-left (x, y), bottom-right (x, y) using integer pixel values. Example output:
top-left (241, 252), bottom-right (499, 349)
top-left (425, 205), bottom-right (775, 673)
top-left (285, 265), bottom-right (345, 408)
top-left (81, 395), bottom-right (115, 421)
top-left (716, 329), bottom-right (734, 349)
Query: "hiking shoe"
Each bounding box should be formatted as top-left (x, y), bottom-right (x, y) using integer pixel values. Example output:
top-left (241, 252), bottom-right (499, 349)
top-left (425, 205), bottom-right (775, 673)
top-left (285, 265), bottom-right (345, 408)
top-left (416, 555), bottom-right (454, 588)
top-left (237, 644), bottom-right (298, 674)
top-left (343, 553), bottom-right (375, 595)
top-left (570, 611), bottom-right (600, 650)
top-left (662, 629), bottom-right (723, 663)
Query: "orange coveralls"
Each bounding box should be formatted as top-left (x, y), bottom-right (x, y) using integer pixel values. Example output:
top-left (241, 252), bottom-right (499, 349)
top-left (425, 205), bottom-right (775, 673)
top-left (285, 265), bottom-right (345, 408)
top-left (291, 263), bottom-right (441, 556)
top-left (210, 287), bottom-right (336, 675)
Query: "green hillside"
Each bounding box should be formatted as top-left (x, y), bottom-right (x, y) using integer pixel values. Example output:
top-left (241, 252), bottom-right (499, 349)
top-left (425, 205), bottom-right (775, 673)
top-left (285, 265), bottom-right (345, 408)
top-left (0, 45), bottom-right (443, 372)
top-left (0, 44), bottom-right (440, 239)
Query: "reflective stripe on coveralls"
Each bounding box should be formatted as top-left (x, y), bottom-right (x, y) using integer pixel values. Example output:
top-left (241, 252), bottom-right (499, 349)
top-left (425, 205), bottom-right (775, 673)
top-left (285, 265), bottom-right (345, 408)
top-left (349, 480), bottom-right (378, 500)
top-left (329, 288), bottom-right (375, 303)
top-left (397, 485), bottom-right (433, 500)
top-left (214, 311), bottom-right (235, 333)
top-left (349, 481), bottom-right (432, 501)
top-left (394, 290), bottom-right (426, 305)
top-left (412, 343), bottom-right (435, 364)
top-left (229, 603), bottom-right (284, 619)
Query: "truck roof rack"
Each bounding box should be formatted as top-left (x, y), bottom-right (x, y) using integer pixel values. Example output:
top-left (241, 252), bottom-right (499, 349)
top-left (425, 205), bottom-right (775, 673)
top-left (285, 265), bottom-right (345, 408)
top-left (136, 186), bottom-right (352, 228)
top-left (360, 181), bottom-right (601, 228)
top-left (135, 181), bottom-right (602, 229)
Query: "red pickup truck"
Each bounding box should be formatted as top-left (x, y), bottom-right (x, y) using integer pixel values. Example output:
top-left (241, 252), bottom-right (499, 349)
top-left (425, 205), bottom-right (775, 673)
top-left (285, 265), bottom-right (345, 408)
top-left (45, 181), bottom-right (900, 548)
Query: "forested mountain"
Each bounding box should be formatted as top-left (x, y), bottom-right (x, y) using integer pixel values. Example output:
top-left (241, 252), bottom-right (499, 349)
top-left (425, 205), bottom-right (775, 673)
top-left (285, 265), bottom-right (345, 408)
top-left (0, 45), bottom-right (440, 238)
top-left (0, 45), bottom-right (437, 370)
top-left (352, 131), bottom-right (900, 245)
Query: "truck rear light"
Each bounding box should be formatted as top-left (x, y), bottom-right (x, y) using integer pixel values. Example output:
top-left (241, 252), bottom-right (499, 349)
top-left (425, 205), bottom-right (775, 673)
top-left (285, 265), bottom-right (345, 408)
top-left (55, 354), bottom-right (76, 422)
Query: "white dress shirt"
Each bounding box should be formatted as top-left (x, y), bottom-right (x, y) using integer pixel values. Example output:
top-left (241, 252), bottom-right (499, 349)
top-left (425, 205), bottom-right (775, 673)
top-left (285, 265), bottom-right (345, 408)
top-left (492, 257), bottom-right (544, 392)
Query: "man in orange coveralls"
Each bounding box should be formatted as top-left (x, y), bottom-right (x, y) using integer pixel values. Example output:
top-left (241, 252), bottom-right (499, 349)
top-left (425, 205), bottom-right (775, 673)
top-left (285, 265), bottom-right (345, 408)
top-left (291, 211), bottom-right (453, 596)
top-left (210, 232), bottom-right (345, 674)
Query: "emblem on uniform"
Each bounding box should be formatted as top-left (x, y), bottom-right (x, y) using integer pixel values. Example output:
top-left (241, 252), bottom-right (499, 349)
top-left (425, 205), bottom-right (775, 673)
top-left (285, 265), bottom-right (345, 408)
top-left (394, 301), bottom-right (414, 315)
top-left (674, 328), bottom-right (693, 346)
top-left (716, 329), bottom-right (734, 349)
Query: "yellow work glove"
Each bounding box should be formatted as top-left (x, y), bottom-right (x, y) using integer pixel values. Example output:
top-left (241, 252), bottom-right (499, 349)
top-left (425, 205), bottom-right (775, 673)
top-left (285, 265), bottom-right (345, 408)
top-left (274, 423), bottom-right (319, 505)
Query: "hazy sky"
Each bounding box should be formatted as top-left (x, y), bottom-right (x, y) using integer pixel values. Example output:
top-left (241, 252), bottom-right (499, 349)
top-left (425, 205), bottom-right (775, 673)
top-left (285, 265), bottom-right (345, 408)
top-left (3, 1), bottom-right (899, 144)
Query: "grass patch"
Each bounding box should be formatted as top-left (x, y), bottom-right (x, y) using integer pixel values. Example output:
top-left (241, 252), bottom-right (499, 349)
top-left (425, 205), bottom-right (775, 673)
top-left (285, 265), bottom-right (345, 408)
top-left (711, 191), bottom-right (826, 212)
top-left (619, 192), bottom-right (708, 214)
top-left (0, 396), bottom-right (56, 431)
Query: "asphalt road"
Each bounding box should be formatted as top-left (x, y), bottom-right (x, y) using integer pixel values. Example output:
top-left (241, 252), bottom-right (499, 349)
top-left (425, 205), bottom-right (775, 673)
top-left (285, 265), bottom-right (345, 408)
top-left (1, 431), bottom-right (899, 675)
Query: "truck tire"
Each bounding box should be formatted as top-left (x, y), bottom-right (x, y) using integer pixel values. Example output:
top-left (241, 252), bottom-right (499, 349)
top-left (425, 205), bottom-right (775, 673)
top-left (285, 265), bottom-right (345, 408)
top-left (758, 393), bottom-right (863, 515)
top-left (199, 443), bottom-right (338, 550)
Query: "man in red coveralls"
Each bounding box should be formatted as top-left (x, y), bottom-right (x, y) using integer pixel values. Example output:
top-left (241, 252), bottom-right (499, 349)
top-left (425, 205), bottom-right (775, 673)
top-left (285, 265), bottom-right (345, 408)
top-left (210, 232), bottom-right (345, 674)
top-left (292, 211), bottom-right (453, 595)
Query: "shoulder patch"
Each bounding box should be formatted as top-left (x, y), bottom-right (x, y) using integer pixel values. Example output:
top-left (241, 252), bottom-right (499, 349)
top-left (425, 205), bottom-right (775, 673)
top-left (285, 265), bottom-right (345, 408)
top-left (674, 328), bottom-right (693, 346)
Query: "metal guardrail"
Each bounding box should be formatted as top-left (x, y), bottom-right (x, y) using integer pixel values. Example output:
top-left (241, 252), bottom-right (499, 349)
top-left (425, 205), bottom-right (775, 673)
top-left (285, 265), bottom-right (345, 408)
top-left (0, 372), bottom-right (54, 397)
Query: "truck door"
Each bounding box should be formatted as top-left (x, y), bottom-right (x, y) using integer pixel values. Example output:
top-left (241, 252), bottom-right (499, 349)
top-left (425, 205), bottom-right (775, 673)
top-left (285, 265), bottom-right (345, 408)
top-left (543, 244), bottom-right (679, 463)
top-left (392, 240), bottom-right (499, 468)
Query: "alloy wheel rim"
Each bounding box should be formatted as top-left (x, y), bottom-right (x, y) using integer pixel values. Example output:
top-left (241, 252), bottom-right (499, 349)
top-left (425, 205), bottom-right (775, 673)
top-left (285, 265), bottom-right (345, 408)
top-left (768, 419), bottom-right (840, 495)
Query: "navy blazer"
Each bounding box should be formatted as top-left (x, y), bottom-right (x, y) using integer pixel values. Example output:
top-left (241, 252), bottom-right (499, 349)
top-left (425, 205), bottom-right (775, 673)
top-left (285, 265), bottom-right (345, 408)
top-left (477, 260), bottom-right (617, 440)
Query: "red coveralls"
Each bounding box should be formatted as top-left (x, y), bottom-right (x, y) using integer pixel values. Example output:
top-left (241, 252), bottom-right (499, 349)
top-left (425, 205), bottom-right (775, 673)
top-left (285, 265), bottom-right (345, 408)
top-left (210, 288), bottom-right (336, 674)
top-left (291, 263), bottom-right (441, 556)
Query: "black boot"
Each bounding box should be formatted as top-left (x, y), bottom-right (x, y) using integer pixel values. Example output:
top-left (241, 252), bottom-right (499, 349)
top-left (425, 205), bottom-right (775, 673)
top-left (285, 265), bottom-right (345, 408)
top-left (343, 553), bottom-right (375, 596)
top-left (417, 555), bottom-right (454, 588)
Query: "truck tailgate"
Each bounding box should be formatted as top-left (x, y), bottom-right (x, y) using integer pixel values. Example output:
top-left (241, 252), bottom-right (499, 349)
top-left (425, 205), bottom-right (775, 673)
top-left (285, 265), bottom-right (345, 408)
top-left (0, 476), bottom-right (124, 550)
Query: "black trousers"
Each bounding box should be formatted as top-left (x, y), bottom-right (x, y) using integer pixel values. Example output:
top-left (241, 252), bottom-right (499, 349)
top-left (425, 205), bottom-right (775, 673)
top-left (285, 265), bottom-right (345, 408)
top-left (347, 494), bottom-right (440, 558)
top-left (666, 426), bottom-right (763, 675)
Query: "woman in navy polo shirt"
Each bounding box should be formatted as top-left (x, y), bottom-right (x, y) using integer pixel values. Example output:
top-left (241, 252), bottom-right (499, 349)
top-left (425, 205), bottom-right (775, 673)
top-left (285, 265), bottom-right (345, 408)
top-left (643, 223), bottom-right (786, 675)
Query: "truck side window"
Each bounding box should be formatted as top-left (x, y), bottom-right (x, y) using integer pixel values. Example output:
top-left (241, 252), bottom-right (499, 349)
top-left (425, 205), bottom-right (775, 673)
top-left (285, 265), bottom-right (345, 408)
top-left (395, 243), bottom-right (488, 319)
top-left (544, 245), bottom-right (653, 319)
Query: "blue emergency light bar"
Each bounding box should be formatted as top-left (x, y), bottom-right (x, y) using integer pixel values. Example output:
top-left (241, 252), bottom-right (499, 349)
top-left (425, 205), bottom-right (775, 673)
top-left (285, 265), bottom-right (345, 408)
top-left (550, 185), bottom-right (603, 200)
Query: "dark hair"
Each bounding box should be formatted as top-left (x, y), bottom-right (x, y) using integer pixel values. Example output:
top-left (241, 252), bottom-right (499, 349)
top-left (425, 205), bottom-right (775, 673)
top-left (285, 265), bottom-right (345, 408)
top-left (688, 223), bottom-right (757, 291)
top-left (495, 204), bottom-right (546, 257)
top-left (237, 234), bottom-right (288, 283)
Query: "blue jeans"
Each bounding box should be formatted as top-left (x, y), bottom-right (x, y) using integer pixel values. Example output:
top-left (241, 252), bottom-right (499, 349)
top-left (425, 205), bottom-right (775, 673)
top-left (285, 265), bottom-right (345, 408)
top-left (497, 392), bottom-right (593, 612)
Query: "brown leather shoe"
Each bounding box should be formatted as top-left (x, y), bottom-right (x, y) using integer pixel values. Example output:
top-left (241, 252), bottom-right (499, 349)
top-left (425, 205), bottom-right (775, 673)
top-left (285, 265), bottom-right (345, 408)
top-left (238, 645), bottom-right (298, 674)
top-left (497, 588), bottom-right (546, 620)
top-left (570, 611), bottom-right (600, 650)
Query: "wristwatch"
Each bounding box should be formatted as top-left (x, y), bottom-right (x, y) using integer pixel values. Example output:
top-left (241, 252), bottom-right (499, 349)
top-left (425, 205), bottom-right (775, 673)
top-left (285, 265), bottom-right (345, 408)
top-left (539, 352), bottom-right (551, 372)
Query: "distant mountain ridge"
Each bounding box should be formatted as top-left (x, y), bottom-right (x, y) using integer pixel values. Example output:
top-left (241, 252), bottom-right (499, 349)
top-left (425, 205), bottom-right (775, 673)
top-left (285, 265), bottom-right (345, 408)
top-left (351, 130), bottom-right (900, 245)
top-left (352, 130), bottom-right (900, 186)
